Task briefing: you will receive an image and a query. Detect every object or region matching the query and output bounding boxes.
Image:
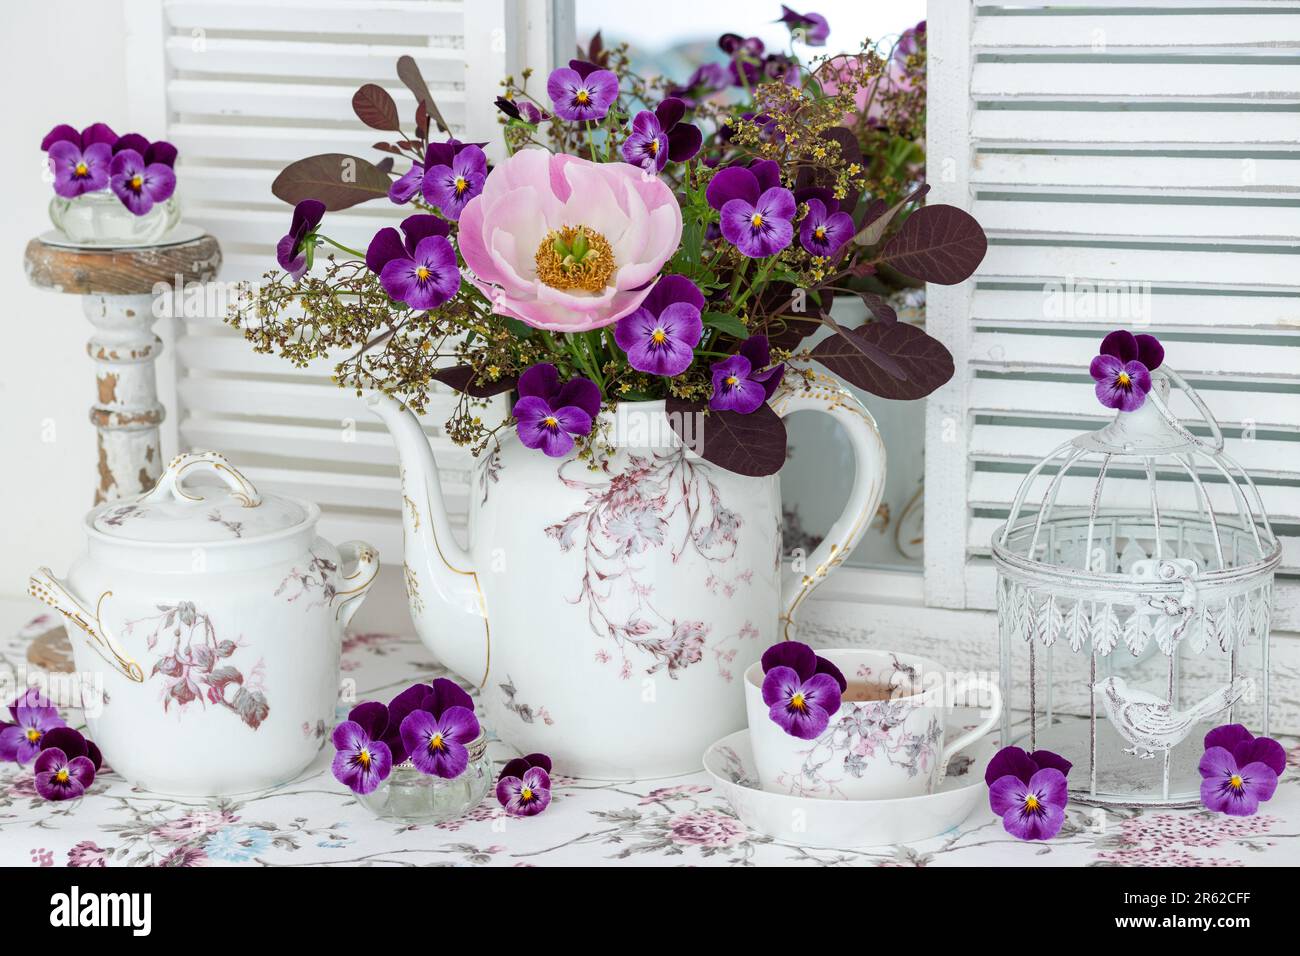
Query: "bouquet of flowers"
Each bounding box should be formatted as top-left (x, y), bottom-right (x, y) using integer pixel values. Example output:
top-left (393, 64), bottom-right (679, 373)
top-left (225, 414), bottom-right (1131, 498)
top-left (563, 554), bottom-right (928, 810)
top-left (228, 8), bottom-right (986, 476)
top-left (40, 122), bottom-right (178, 215)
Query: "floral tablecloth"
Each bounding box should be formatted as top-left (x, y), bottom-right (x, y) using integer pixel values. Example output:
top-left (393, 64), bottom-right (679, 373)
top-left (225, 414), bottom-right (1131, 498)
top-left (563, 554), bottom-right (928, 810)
top-left (3, 614), bottom-right (1299, 867)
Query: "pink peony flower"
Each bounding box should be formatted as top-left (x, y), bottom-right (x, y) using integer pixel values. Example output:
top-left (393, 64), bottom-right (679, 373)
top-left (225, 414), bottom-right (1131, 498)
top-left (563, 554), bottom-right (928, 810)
top-left (458, 148), bottom-right (682, 333)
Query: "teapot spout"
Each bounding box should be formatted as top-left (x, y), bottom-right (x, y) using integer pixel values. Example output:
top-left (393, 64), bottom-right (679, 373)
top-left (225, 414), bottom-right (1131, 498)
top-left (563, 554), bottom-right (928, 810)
top-left (366, 391), bottom-right (490, 686)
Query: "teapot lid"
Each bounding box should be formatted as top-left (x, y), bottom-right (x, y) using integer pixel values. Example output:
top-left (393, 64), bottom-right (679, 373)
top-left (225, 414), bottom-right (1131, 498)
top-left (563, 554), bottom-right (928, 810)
top-left (90, 451), bottom-right (309, 544)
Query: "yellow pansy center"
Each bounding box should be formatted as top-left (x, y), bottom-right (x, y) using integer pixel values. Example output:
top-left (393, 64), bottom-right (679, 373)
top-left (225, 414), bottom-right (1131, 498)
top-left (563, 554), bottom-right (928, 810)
top-left (428, 733), bottom-right (444, 752)
top-left (650, 328), bottom-right (667, 345)
top-left (575, 89), bottom-right (591, 105)
top-left (1116, 371), bottom-right (1131, 387)
top-left (1229, 774), bottom-right (1244, 791)
top-left (55, 768), bottom-right (70, 784)
top-left (1024, 793), bottom-right (1040, 812)
top-left (725, 375), bottom-right (739, 388)
top-left (648, 140), bottom-right (660, 155)
top-left (454, 176), bottom-right (468, 194)
top-left (542, 416), bottom-right (559, 430)
top-left (26, 728), bottom-right (41, 743)
top-left (130, 174), bottom-right (143, 191)
top-left (521, 787), bottom-right (534, 802)
top-left (74, 162), bottom-right (88, 177)
top-left (790, 692), bottom-right (806, 712)
top-left (416, 265), bottom-right (431, 281)
top-left (814, 226), bottom-right (827, 239)
top-left (356, 748), bottom-right (372, 769)
top-left (750, 212), bottom-right (765, 228)
top-left (535, 225), bottom-right (616, 294)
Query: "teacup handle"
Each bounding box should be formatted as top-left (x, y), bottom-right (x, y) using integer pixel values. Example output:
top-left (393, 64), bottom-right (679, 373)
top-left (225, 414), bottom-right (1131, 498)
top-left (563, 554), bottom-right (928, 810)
top-left (938, 677), bottom-right (1002, 777)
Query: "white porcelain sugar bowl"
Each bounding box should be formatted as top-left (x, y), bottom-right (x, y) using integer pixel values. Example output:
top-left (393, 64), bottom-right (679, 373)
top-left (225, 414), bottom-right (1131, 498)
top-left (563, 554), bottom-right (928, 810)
top-left (29, 451), bottom-right (379, 796)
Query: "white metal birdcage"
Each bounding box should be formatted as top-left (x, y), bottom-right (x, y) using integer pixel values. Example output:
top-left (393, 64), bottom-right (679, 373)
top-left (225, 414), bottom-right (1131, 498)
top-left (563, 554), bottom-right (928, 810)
top-left (992, 366), bottom-right (1280, 808)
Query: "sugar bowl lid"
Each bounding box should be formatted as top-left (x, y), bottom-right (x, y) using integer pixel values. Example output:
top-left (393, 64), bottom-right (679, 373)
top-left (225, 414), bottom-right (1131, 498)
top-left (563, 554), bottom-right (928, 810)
top-left (90, 451), bottom-right (310, 544)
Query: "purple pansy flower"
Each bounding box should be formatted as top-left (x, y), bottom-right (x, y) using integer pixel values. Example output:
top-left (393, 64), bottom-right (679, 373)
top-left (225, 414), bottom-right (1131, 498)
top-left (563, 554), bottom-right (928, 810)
top-left (707, 159), bottom-right (795, 258)
top-left (667, 63), bottom-right (728, 108)
top-left (799, 198), bottom-right (854, 258)
top-left (365, 214), bottom-right (460, 311)
top-left (613, 274), bottom-right (704, 376)
top-left (547, 60), bottom-right (619, 122)
top-left (40, 727), bottom-right (103, 774)
top-left (276, 199), bottom-right (326, 281)
top-left (108, 148), bottom-right (177, 216)
top-left (777, 6), bottom-right (830, 46)
top-left (1199, 724), bottom-right (1285, 816)
top-left (330, 715), bottom-right (393, 795)
top-left (989, 768), bottom-right (1068, 841)
top-left (496, 752), bottom-right (553, 817)
top-left (621, 98), bottom-right (701, 172)
top-left (33, 745), bottom-right (97, 802)
top-left (513, 363), bottom-right (602, 458)
top-left (420, 140), bottom-right (488, 220)
top-left (761, 641), bottom-right (847, 693)
top-left (985, 745), bottom-right (1072, 840)
top-left (0, 690), bottom-right (67, 765)
top-left (47, 140), bottom-right (113, 198)
top-left (494, 96), bottom-right (549, 125)
top-left (759, 640), bottom-right (845, 739)
top-left (399, 700), bottom-right (480, 781)
top-left (719, 34), bottom-right (766, 87)
top-left (1089, 329), bottom-right (1164, 413)
top-left (709, 335), bottom-right (784, 414)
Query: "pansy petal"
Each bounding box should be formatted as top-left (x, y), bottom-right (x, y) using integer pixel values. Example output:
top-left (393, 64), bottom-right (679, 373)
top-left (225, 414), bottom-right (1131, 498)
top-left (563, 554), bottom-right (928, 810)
top-left (1198, 745), bottom-right (1238, 780)
top-left (1240, 762), bottom-right (1279, 804)
top-left (426, 677), bottom-right (475, 718)
top-left (1135, 333), bottom-right (1164, 371)
top-left (761, 641), bottom-right (817, 680)
top-left (988, 774), bottom-right (1027, 816)
top-left (1205, 723), bottom-right (1253, 752)
top-left (760, 665), bottom-right (803, 707)
top-left (985, 746), bottom-right (1038, 787)
top-left (1234, 737), bottom-right (1287, 777)
top-left (1099, 329), bottom-right (1138, 363)
top-left (347, 701), bottom-right (389, 740)
top-left (365, 227), bottom-right (408, 274)
top-left (813, 656), bottom-right (848, 693)
top-left (554, 376), bottom-right (603, 420)
top-left (518, 363), bottom-right (561, 401)
top-left (706, 167), bottom-right (760, 211)
top-left (66, 755), bottom-right (96, 789)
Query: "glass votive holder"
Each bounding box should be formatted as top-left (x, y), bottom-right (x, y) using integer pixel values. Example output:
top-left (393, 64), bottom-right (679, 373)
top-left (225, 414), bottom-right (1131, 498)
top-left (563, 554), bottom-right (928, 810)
top-left (49, 190), bottom-right (181, 246)
top-left (356, 733), bottom-right (493, 824)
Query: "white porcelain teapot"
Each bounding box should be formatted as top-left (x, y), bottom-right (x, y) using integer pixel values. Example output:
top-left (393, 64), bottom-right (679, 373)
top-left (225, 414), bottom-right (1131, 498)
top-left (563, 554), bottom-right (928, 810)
top-left (368, 377), bottom-right (886, 778)
top-left (29, 451), bottom-right (379, 796)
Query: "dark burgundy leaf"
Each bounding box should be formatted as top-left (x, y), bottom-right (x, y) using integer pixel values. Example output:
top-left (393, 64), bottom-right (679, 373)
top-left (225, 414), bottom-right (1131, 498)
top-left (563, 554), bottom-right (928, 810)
top-left (374, 156), bottom-right (395, 173)
top-left (879, 204), bottom-right (987, 285)
top-left (414, 103), bottom-right (429, 141)
top-left (666, 398), bottom-right (788, 477)
top-left (272, 153), bottom-right (393, 210)
top-left (749, 282), bottom-right (826, 350)
top-left (854, 182), bottom-right (930, 247)
top-left (856, 292), bottom-right (897, 324)
top-left (396, 55), bottom-right (449, 134)
top-left (810, 322), bottom-right (954, 399)
top-left (822, 315), bottom-right (905, 380)
top-left (352, 83), bottom-right (401, 132)
top-left (432, 365), bottom-right (518, 398)
top-left (372, 142), bottom-right (402, 155)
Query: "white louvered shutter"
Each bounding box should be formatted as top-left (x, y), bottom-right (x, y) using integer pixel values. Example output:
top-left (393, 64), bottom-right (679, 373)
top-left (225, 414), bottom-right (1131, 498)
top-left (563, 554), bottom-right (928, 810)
top-left (123, 0), bottom-right (573, 557)
top-left (924, 1), bottom-right (1300, 629)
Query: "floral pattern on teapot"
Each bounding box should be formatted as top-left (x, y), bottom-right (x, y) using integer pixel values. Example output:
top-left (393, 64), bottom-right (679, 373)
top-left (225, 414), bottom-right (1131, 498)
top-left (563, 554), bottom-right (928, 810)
top-left (543, 450), bottom-right (758, 681)
top-left (123, 602), bottom-right (271, 731)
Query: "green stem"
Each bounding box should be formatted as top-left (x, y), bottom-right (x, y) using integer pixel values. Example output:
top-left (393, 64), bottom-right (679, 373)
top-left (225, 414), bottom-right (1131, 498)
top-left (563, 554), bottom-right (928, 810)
top-left (317, 235), bottom-right (366, 259)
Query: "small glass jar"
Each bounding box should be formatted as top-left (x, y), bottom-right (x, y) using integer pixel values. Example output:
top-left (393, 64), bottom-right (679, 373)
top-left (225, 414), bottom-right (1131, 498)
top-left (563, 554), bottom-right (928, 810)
top-left (49, 190), bottom-right (181, 246)
top-left (356, 734), bottom-right (493, 823)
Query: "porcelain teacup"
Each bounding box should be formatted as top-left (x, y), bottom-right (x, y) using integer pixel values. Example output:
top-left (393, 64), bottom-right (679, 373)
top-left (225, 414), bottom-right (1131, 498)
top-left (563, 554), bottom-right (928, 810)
top-left (744, 648), bottom-right (1002, 800)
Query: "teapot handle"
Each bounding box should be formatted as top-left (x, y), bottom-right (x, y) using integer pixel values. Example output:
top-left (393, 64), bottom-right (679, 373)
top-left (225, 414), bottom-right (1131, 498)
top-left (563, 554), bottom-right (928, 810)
top-left (28, 568), bottom-right (144, 683)
top-left (141, 451), bottom-right (262, 508)
top-left (771, 376), bottom-right (887, 639)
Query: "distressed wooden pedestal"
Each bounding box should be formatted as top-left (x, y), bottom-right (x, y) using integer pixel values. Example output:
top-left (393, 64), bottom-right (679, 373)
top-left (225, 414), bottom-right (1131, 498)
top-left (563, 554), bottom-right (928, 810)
top-left (24, 231), bottom-right (221, 503)
top-left (22, 230), bottom-right (221, 669)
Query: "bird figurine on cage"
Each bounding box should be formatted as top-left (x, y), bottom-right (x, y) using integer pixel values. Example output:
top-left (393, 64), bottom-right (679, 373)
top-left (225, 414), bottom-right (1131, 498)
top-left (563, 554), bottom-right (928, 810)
top-left (1094, 675), bottom-right (1255, 759)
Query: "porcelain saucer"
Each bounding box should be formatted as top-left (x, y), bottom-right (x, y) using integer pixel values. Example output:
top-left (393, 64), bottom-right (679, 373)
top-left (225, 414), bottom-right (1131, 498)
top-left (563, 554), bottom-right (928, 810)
top-left (703, 714), bottom-right (995, 848)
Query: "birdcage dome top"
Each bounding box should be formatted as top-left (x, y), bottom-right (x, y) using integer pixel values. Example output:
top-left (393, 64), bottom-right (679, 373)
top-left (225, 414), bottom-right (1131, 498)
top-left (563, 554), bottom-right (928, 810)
top-left (992, 365), bottom-right (1280, 593)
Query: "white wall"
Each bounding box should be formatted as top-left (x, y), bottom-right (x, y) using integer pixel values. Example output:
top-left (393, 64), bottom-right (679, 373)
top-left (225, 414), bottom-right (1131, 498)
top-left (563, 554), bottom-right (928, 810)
top-left (0, 2), bottom-right (130, 599)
